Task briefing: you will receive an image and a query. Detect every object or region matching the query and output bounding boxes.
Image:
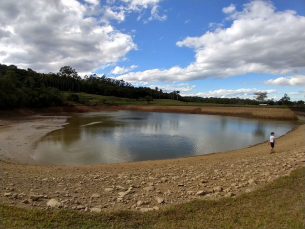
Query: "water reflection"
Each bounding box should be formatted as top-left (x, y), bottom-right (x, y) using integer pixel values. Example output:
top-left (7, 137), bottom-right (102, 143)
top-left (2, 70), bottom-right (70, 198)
top-left (32, 110), bottom-right (299, 165)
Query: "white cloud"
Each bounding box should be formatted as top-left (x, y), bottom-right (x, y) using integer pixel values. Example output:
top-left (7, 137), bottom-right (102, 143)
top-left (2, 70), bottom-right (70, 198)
top-left (148, 5), bottom-right (167, 21)
top-left (193, 88), bottom-right (276, 99)
top-left (118, 1), bottom-right (305, 83)
top-left (111, 65), bottom-right (138, 74)
top-left (119, 0), bottom-right (166, 22)
top-left (148, 83), bottom-right (195, 94)
top-left (0, 0), bottom-right (166, 74)
top-left (222, 4), bottom-right (236, 14)
top-left (264, 75), bottom-right (305, 86)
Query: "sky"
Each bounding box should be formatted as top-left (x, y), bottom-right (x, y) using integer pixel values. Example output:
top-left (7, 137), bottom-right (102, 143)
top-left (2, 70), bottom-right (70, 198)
top-left (0, 0), bottom-right (304, 101)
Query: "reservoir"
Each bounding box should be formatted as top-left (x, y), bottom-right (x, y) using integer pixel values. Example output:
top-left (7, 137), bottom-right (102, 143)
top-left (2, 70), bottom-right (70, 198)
top-left (32, 110), bottom-right (298, 165)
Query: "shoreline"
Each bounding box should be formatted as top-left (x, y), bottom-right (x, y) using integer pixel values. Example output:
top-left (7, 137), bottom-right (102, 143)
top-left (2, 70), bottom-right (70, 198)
top-left (0, 106), bottom-right (304, 212)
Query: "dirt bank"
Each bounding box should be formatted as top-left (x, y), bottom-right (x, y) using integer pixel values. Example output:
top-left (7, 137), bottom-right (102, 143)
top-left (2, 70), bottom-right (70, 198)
top-left (0, 106), bottom-right (304, 213)
top-left (0, 105), bottom-right (298, 120)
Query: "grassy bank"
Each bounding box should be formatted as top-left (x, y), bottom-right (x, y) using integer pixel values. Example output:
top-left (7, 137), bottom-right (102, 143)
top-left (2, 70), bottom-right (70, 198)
top-left (1, 167), bottom-right (304, 229)
top-left (63, 92), bottom-right (291, 108)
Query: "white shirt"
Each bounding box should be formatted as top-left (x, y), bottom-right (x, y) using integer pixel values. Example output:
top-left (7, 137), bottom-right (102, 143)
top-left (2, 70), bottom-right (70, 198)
top-left (270, 135), bottom-right (275, 143)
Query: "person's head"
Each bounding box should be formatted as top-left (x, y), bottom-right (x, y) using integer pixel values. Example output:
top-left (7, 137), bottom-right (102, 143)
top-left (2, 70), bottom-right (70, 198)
top-left (271, 132), bottom-right (274, 135)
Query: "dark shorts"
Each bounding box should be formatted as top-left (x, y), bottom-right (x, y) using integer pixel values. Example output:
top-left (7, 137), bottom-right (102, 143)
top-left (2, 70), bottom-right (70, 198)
top-left (270, 142), bottom-right (274, 148)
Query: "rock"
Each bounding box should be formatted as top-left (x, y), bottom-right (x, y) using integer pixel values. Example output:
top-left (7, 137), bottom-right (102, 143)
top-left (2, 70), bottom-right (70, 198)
top-left (30, 195), bottom-right (44, 201)
top-left (91, 193), bottom-right (101, 198)
top-left (47, 199), bottom-right (62, 208)
top-left (160, 177), bottom-right (168, 183)
top-left (196, 191), bottom-right (206, 196)
top-left (90, 207), bottom-right (102, 213)
top-left (4, 192), bottom-right (12, 197)
top-left (118, 191), bottom-right (128, 198)
top-left (155, 196), bottom-right (164, 204)
top-left (22, 199), bottom-right (30, 204)
top-left (116, 185), bottom-right (126, 190)
top-left (104, 188), bottom-right (114, 192)
top-left (248, 179), bottom-right (256, 185)
top-left (76, 205), bottom-right (86, 210)
top-left (213, 186), bottom-right (223, 192)
top-left (137, 200), bottom-right (144, 206)
top-left (153, 206), bottom-right (159, 210)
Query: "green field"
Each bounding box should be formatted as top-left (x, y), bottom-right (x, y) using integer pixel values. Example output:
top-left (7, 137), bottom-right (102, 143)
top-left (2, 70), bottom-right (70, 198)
top-left (63, 92), bottom-right (288, 108)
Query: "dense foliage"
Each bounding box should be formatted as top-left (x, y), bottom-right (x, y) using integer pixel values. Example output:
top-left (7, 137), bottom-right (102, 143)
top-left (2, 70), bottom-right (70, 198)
top-left (0, 64), bottom-right (303, 110)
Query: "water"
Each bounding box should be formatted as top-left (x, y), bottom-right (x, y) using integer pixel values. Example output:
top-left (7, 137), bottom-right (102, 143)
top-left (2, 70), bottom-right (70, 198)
top-left (32, 110), bottom-right (299, 165)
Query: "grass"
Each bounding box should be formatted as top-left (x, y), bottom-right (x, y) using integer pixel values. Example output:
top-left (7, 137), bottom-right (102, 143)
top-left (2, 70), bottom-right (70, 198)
top-left (1, 167), bottom-right (304, 229)
top-left (62, 92), bottom-right (288, 108)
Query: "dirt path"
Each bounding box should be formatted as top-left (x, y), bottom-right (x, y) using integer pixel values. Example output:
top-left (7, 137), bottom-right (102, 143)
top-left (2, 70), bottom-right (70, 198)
top-left (0, 106), bottom-right (304, 213)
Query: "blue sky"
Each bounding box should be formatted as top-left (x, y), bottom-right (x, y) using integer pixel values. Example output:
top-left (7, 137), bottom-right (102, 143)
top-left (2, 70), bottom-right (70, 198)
top-left (0, 0), bottom-right (304, 101)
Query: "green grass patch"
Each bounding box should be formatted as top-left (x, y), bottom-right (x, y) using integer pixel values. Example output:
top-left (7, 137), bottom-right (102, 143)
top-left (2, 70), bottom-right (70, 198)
top-left (1, 167), bottom-right (304, 229)
top-left (62, 92), bottom-right (289, 108)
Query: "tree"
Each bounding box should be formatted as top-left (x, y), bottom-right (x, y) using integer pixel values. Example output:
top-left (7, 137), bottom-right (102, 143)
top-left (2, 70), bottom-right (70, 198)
top-left (280, 93), bottom-right (291, 105)
top-left (58, 66), bottom-right (79, 79)
top-left (253, 92), bottom-right (267, 103)
top-left (144, 95), bottom-right (153, 104)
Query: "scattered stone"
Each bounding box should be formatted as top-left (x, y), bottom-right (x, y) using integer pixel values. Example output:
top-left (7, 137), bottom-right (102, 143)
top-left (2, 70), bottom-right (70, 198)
top-left (196, 191), bottom-right (206, 196)
top-left (160, 177), bottom-right (168, 183)
top-left (47, 199), bottom-right (62, 208)
top-left (91, 193), bottom-right (101, 199)
top-left (30, 195), bottom-right (44, 201)
top-left (76, 205), bottom-right (86, 210)
top-left (213, 186), bottom-right (223, 192)
top-left (4, 192), bottom-right (12, 197)
top-left (104, 188), bottom-right (114, 192)
top-left (155, 196), bottom-right (164, 204)
top-left (137, 200), bottom-right (144, 206)
top-left (248, 179), bottom-right (256, 185)
top-left (116, 185), bottom-right (126, 190)
top-left (118, 191), bottom-right (128, 198)
top-left (153, 206), bottom-right (159, 210)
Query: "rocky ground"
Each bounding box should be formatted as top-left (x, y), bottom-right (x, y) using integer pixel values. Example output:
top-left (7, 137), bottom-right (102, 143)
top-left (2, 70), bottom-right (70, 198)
top-left (0, 106), bottom-right (304, 213)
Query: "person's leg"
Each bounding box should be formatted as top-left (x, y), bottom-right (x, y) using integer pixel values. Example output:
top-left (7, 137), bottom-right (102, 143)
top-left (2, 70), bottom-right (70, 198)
top-left (270, 142), bottom-right (274, 154)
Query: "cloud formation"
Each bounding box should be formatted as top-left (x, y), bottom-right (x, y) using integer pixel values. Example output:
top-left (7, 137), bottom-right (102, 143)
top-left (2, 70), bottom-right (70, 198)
top-left (111, 65), bottom-right (138, 74)
top-left (0, 0), bottom-right (165, 74)
top-left (117, 1), bottom-right (305, 83)
top-left (264, 75), bottom-right (305, 86)
top-left (193, 88), bottom-right (276, 99)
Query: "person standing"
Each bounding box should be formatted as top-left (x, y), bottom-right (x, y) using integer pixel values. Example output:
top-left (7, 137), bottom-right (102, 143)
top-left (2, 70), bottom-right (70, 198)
top-left (269, 132), bottom-right (275, 154)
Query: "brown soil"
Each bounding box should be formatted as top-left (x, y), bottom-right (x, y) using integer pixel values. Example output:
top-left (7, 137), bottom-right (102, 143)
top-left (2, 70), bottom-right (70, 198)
top-left (0, 104), bottom-right (298, 120)
top-left (0, 105), bottom-right (304, 213)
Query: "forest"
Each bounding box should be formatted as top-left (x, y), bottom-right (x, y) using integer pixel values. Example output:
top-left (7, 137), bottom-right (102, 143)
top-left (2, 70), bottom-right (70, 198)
top-left (0, 64), bottom-right (303, 110)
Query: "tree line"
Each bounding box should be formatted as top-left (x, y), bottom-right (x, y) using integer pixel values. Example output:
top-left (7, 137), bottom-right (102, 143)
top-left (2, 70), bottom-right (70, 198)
top-left (0, 64), bottom-right (303, 110)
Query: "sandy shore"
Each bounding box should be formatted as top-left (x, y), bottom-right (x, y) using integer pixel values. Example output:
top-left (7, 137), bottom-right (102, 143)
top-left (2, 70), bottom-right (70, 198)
top-left (0, 106), bottom-right (304, 212)
top-left (0, 115), bottom-right (69, 164)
